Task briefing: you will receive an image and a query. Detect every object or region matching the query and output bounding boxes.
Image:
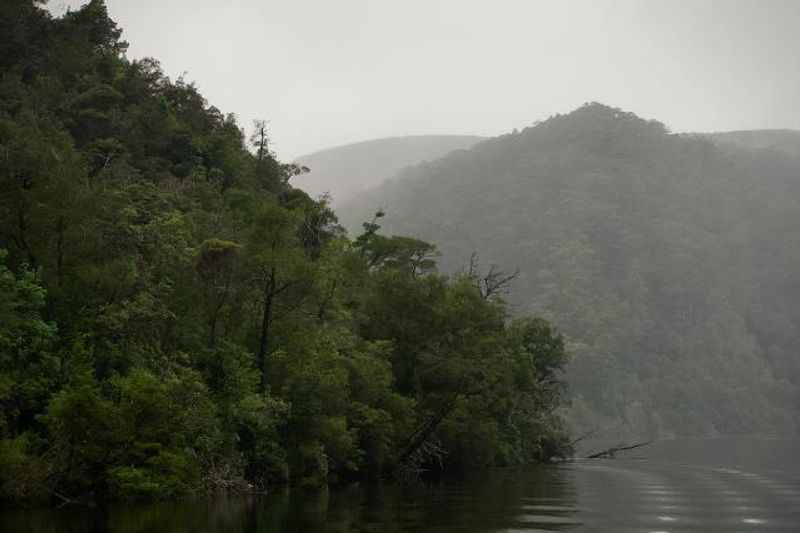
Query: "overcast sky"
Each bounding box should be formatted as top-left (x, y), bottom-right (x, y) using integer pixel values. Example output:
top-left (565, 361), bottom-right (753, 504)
top-left (50, 0), bottom-right (800, 161)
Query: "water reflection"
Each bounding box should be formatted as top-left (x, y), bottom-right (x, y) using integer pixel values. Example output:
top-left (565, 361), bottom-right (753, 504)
top-left (4, 439), bottom-right (800, 532)
top-left (1, 466), bottom-right (577, 533)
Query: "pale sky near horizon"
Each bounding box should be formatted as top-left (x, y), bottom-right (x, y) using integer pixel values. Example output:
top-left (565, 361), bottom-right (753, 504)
top-left (49, 0), bottom-right (800, 161)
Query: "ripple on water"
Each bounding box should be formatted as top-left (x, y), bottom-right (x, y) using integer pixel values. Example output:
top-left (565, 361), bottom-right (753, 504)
top-left (715, 494), bottom-right (752, 505)
top-left (732, 504), bottom-right (768, 513)
top-left (498, 527), bottom-right (558, 533)
top-left (520, 505), bottom-right (582, 513)
top-left (514, 514), bottom-right (583, 527)
top-left (638, 488), bottom-right (681, 496)
top-left (635, 493), bottom-right (684, 505)
top-left (641, 503), bottom-right (687, 512)
top-left (656, 515), bottom-right (678, 522)
top-left (520, 497), bottom-right (578, 503)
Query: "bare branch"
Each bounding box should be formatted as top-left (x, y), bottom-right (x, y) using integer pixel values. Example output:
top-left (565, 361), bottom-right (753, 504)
top-left (480, 265), bottom-right (519, 300)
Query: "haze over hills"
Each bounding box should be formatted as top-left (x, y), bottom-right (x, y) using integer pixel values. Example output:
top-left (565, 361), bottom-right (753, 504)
top-left (292, 135), bottom-right (483, 206)
top-left (337, 103), bottom-right (800, 439)
top-left (705, 129), bottom-right (800, 160)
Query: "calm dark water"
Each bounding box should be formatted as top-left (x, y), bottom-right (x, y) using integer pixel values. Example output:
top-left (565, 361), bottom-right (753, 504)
top-left (3, 438), bottom-right (799, 532)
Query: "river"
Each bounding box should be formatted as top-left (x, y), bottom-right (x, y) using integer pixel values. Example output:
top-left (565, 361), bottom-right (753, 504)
top-left (2, 438), bottom-right (798, 532)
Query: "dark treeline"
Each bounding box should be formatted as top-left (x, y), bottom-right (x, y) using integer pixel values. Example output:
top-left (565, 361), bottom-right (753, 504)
top-left (0, 1), bottom-right (569, 503)
top-left (341, 104), bottom-right (800, 439)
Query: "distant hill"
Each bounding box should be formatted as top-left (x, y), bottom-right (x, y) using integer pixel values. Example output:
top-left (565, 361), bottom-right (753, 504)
top-left (292, 135), bottom-right (484, 206)
top-left (340, 103), bottom-right (800, 439)
top-left (704, 129), bottom-right (800, 160)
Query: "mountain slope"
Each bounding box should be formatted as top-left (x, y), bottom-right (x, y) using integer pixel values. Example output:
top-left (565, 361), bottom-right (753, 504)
top-left (293, 135), bottom-right (483, 206)
top-left (340, 103), bottom-right (800, 438)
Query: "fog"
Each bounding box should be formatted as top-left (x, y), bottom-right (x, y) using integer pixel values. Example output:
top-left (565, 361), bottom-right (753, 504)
top-left (4, 0), bottom-right (800, 524)
top-left (51, 0), bottom-right (800, 160)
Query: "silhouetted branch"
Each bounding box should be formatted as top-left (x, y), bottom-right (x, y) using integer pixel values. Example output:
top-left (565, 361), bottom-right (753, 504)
top-left (585, 440), bottom-right (653, 459)
top-left (480, 265), bottom-right (519, 300)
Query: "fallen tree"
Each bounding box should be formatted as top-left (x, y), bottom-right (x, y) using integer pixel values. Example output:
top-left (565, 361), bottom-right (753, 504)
top-left (585, 440), bottom-right (653, 459)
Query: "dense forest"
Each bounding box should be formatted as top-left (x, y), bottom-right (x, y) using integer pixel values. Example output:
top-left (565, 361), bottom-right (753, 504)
top-left (294, 135), bottom-right (482, 208)
top-left (341, 104), bottom-right (800, 440)
top-left (0, 1), bottom-right (571, 503)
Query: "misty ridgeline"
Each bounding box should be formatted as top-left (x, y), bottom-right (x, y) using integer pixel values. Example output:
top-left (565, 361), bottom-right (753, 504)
top-left (1, 0), bottom-right (799, 505)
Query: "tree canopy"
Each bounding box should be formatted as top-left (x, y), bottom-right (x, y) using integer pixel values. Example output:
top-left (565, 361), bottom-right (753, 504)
top-left (0, 1), bottom-right (570, 503)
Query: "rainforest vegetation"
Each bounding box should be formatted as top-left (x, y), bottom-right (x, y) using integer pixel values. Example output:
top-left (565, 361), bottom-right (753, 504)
top-left (341, 105), bottom-right (800, 439)
top-left (0, 1), bottom-right (571, 503)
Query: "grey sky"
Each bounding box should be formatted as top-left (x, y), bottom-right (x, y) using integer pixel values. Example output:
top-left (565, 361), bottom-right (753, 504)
top-left (50, 0), bottom-right (800, 161)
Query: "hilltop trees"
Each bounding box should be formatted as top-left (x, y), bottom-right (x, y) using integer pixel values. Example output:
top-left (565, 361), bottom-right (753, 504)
top-left (0, 1), bottom-right (569, 503)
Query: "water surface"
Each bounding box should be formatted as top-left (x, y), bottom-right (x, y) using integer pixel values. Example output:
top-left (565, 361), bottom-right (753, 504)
top-left (3, 438), bottom-right (798, 532)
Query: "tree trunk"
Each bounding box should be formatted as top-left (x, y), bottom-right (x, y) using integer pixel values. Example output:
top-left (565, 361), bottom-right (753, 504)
top-left (397, 392), bottom-right (461, 464)
top-left (56, 215), bottom-right (65, 287)
top-left (208, 315), bottom-right (218, 348)
top-left (257, 268), bottom-right (275, 392)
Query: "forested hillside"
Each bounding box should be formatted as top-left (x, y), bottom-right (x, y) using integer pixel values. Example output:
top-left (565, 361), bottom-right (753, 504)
top-left (0, 1), bottom-right (570, 503)
top-left (341, 104), bottom-right (800, 438)
top-left (293, 135), bottom-right (483, 206)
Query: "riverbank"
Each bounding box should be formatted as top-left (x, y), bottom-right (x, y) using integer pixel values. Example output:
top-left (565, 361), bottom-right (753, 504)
top-left (3, 438), bottom-right (798, 532)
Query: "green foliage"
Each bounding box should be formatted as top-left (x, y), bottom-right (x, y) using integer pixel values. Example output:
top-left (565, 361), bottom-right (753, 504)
top-left (0, 434), bottom-right (49, 502)
top-left (0, 250), bottom-right (57, 437)
top-left (0, 1), bottom-right (570, 503)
